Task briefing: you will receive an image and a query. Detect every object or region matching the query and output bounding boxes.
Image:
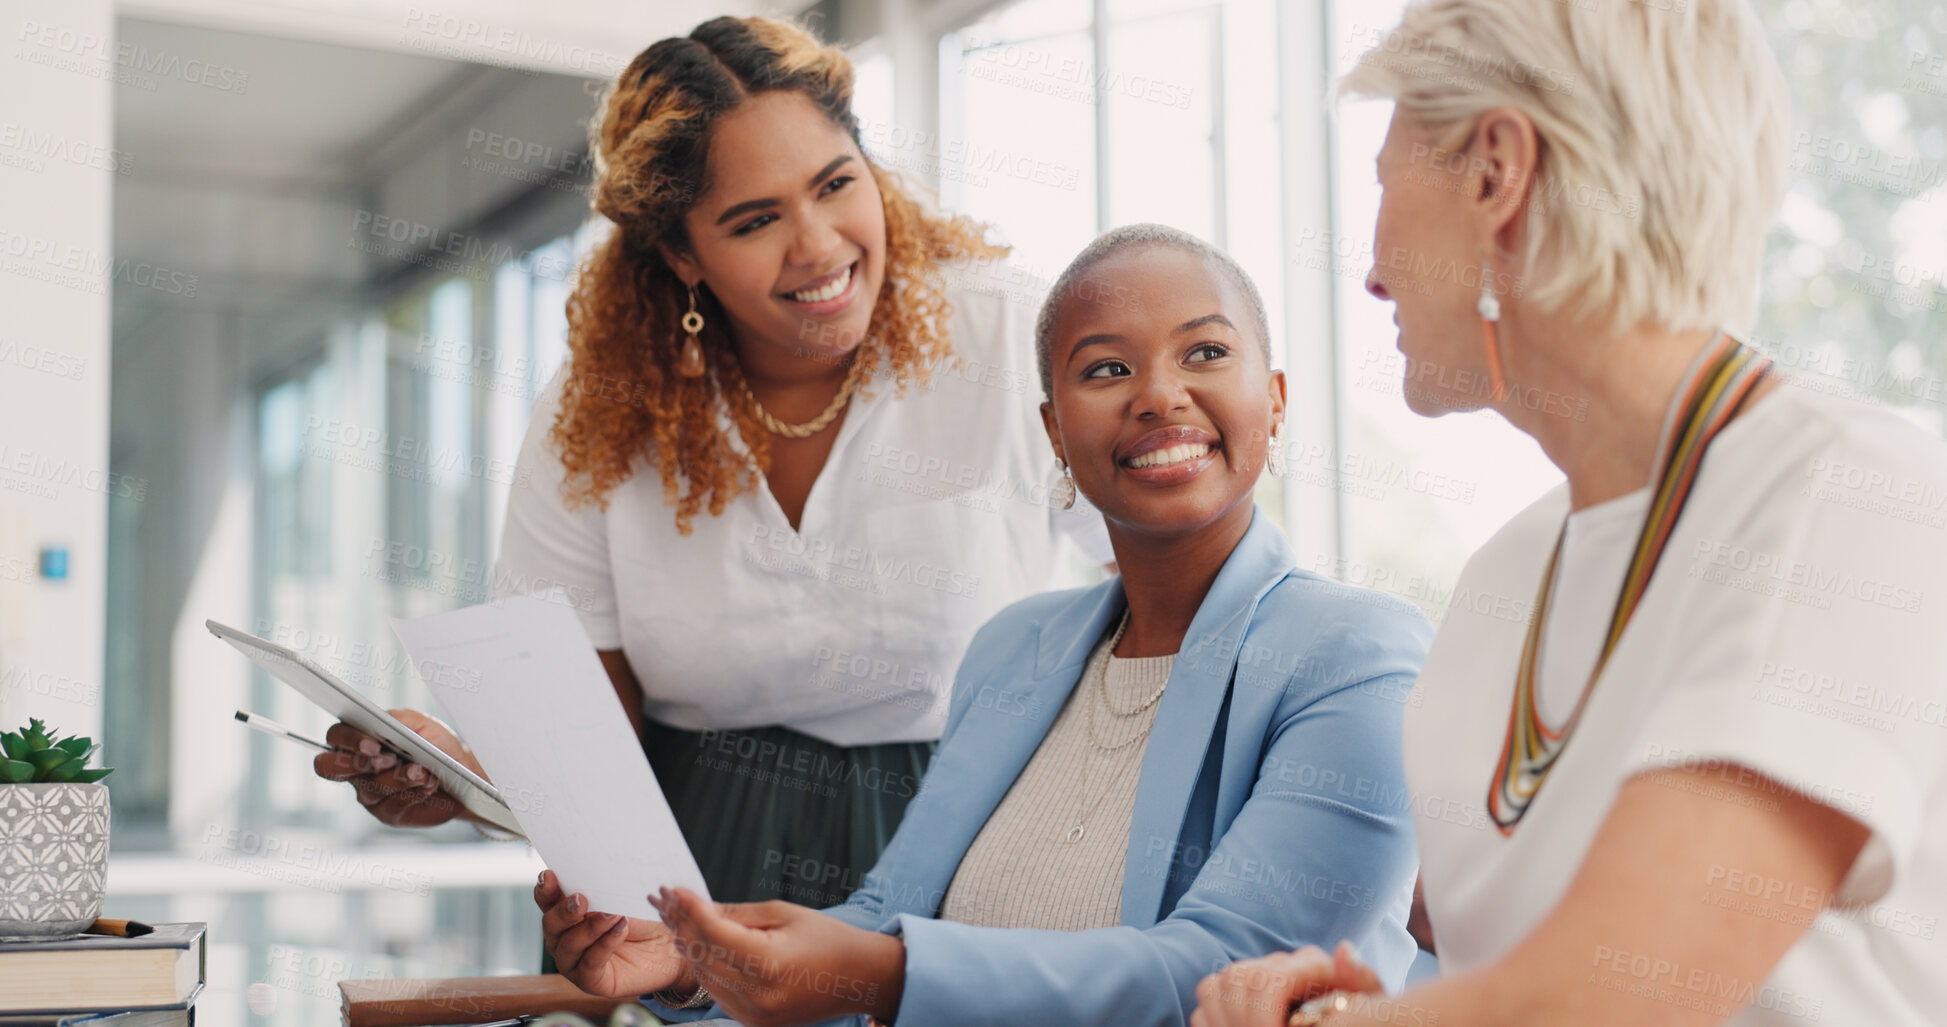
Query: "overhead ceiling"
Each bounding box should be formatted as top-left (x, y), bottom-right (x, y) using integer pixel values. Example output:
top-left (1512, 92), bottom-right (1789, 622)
top-left (103, 3), bottom-right (764, 305)
top-left (110, 16), bottom-right (608, 308)
top-left (109, 0), bottom-right (744, 185)
top-left (115, 18), bottom-right (480, 186)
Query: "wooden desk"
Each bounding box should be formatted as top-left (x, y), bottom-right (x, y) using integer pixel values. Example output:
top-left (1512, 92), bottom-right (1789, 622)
top-left (338, 975), bottom-right (628, 1027)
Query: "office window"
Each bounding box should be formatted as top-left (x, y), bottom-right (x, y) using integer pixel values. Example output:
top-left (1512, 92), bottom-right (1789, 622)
top-left (253, 356), bottom-right (362, 829)
top-left (851, 48), bottom-right (897, 145)
top-left (1324, 0), bottom-right (1562, 624)
top-left (939, 0), bottom-right (1287, 525)
top-left (1745, 0), bottom-right (1947, 437)
top-left (939, 0), bottom-right (1099, 276)
top-left (102, 464), bottom-right (154, 825)
top-left (111, 229), bottom-right (589, 1026)
top-left (382, 278), bottom-right (488, 620)
top-left (1101, 0), bottom-right (1219, 240)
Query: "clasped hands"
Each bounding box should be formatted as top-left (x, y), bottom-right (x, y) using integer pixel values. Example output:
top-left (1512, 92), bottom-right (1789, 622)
top-left (1191, 942), bottom-right (1387, 1027)
top-left (534, 871), bottom-right (905, 1026)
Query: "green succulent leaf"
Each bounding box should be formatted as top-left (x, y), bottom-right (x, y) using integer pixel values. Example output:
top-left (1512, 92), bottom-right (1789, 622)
top-left (0, 733), bottom-right (23, 761)
top-left (42, 759), bottom-right (83, 783)
top-left (0, 760), bottom-right (34, 783)
top-left (72, 768), bottom-right (113, 784)
top-left (26, 749), bottom-right (70, 773)
top-left (56, 737), bottom-right (91, 757)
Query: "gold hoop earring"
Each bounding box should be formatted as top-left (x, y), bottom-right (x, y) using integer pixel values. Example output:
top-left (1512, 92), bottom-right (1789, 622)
top-left (678, 285), bottom-right (707, 379)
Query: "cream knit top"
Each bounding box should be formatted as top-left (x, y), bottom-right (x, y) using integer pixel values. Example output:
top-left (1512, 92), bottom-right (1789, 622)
top-left (939, 621), bottom-right (1175, 930)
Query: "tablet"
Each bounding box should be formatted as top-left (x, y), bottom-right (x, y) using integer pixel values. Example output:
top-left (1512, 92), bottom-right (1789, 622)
top-left (205, 619), bottom-right (524, 836)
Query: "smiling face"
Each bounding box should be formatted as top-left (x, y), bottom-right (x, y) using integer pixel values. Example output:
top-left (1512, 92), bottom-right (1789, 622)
top-left (661, 90), bottom-right (887, 361)
top-left (1040, 245), bottom-right (1285, 541)
top-left (1366, 110), bottom-right (1495, 416)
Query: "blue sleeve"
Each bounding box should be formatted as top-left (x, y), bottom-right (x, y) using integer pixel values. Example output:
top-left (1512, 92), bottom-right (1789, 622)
top-left (882, 669), bottom-right (1421, 1026)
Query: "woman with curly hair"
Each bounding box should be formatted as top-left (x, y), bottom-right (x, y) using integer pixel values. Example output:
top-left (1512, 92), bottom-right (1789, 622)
top-left (314, 15), bottom-right (1104, 911)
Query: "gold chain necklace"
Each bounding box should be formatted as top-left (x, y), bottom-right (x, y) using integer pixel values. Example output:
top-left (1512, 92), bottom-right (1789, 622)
top-left (736, 355), bottom-right (867, 439)
top-left (1067, 611), bottom-right (1169, 844)
top-left (1086, 615), bottom-right (1169, 747)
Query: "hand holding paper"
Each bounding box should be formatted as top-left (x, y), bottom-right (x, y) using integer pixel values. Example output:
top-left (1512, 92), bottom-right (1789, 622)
top-left (534, 869), bottom-right (695, 999)
top-left (392, 595), bottom-right (710, 920)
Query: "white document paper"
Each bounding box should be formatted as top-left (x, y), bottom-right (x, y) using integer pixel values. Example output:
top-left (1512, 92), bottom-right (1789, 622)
top-left (391, 595), bottom-right (709, 920)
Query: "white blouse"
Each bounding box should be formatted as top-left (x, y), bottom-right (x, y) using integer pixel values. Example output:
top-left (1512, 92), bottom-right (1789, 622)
top-left (494, 282), bottom-right (1108, 747)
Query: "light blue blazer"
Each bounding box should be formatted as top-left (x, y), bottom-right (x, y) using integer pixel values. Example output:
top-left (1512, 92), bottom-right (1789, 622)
top-left (662, 509), bottom-right (1432, 1026)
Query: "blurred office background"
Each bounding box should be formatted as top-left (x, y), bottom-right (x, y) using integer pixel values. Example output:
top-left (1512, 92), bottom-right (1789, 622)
top-left (1, 0), bottom-right (1942, 1022)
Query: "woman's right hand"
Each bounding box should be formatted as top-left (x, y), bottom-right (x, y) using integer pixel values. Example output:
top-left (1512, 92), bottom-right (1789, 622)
top-left (312, 709), bottom-right (481, 828)
top-left (536, 870), bottom-right (692, 999)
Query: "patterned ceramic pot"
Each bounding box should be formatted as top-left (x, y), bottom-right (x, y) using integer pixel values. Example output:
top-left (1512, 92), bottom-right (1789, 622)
top-left (0, 783), bottom-right (109, 940)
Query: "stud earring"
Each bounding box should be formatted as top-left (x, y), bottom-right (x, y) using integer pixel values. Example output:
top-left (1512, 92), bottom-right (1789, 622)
top-left (1051, 460), bottom-right (1077, 510)
top-left (1267, 426), bottom-right (1286, 478)
top-left (678, 285), bottom-right (707, 379)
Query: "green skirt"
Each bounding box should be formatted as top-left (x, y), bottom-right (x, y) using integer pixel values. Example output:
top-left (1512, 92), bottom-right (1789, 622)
top-left (542, 718), bottom-right (934, 970)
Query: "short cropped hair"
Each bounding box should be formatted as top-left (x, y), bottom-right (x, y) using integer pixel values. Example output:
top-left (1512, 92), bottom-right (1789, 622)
top-left (1339, 0), bottom-right (1791, 335)
top-left (1035, 223), bottom-right (1273, 398)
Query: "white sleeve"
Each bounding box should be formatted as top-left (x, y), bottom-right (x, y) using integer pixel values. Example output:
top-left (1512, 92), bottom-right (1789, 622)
top-left (492, 369), bottom-right (625, 649)
top-left (1625, 410), bottom-right (1947, 906)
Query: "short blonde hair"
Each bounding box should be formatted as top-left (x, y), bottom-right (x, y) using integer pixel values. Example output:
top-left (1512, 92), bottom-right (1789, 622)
top-left (1340, 0), bottom-right (1791, 335)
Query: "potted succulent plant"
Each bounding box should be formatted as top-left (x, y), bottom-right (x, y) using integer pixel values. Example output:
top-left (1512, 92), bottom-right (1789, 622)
top-left (0, 718), bottom-right (113, 940)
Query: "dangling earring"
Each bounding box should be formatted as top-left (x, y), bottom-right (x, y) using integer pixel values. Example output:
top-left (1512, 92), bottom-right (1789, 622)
top-left (1051, 460), bottom-right (1077, 510)
top-left (1477, 263), bottom-right (1506, 401)
top-left (678, 285), bottom-right (707, 379)
top-left (1266, 425), bottom-right (1286, 478)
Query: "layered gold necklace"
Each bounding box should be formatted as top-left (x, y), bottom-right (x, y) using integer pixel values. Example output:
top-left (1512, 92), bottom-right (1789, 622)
top-left (736, 354), bottom-right (868, 439)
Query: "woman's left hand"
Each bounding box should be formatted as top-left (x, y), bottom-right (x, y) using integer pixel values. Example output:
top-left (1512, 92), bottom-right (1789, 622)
top-left (653, 887), bottom-right (905, 1027)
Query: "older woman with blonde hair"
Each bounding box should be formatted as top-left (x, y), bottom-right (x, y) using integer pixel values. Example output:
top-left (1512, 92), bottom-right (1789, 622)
top-left (1194, 1), bottom-right (1947, 1025)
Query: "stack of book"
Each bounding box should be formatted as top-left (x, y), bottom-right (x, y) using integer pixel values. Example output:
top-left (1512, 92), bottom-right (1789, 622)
top-left (0, 923), bottom-right (204, 1026)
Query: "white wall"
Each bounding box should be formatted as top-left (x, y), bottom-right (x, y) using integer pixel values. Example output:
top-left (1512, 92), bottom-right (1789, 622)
top-left (0, 0), bottom-right (116, 743)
